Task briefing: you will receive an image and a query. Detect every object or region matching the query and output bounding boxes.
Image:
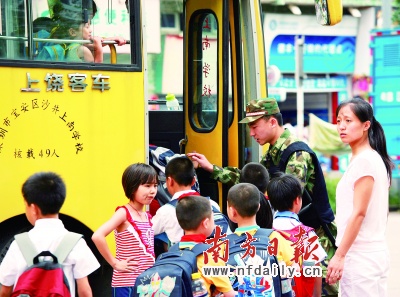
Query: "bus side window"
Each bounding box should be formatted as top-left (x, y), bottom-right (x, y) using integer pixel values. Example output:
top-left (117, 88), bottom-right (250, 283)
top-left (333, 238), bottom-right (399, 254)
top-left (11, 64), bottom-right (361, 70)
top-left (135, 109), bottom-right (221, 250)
top-left (0, 0), bottom-right (134, 65)
top-left (91, 0), bottom-right (132, 64)
top-left (0, 1), bottom-right (27, 60)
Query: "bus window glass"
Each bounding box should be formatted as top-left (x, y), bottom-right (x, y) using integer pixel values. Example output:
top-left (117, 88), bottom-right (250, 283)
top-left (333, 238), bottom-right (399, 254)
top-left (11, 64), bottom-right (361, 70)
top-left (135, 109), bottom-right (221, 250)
top-left (228, 35), bottom-right (233, 125)
top-left (0, 0), bottom-right (133, 65)
top-left (0, 1), bottom-right (26, 60)
top-left (189, 12), bottom-right (218, 130)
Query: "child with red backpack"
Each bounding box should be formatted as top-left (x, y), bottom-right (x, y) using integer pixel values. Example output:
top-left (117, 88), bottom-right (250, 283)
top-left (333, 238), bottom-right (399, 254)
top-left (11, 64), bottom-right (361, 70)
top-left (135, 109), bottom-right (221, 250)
top-left (0, 172), bottom-right (100, 297)
top-left (267, 173), bottom-right (327, 297)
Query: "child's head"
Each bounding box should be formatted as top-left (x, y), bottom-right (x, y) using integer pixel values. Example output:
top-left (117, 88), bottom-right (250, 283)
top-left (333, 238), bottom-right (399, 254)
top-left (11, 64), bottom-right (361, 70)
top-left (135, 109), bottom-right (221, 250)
top-left (50, 0), bottom-right (96, 39)
top-left (22, 172), bottom-right (66, 216)
top-left (165, 156), bottom-right (195, 187)
top-left (122, 163), bottom-right (158, 201)
top-left (71, 22), bottom-right (93, 40)
top-left (176, 195), bottom-right (214, 236)
top-left (239, 162), bottom-right (270, 193)
top-left (267, 173), bottom-right (302, 212)
top-left (227, 183), bottom-right (260, 220)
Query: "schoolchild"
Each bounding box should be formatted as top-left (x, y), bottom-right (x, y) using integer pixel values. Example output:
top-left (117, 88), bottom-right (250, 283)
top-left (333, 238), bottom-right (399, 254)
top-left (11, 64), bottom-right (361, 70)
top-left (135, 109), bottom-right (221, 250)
top-left (92, 163), bottom-right (158, 297)
top-left (0, 172), bottom-right (100, 297)
top-left (152, 156), bottom-right (226, 250)
top-left (175, 195), bottom-right (235, 297)
top-left (227, 183), bottom-right (295, 267)
top-left (239, 161), bottom-right (274, 228)
top-left (267, 173), bottom-right (327, 297)
top-left (38, 1), bottom-right (126, 63)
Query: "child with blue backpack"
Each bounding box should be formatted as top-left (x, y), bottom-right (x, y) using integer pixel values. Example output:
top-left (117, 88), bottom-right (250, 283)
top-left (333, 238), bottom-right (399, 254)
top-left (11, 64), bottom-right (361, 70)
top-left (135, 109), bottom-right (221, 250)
top-left (176, 195), bottom-right (235, 297)
top-left (267, 173), bottom-right (327, 297)
top-left (226, 183), bottom-right (296, 297)
top-left (133, 195), bottom-right (234, 297)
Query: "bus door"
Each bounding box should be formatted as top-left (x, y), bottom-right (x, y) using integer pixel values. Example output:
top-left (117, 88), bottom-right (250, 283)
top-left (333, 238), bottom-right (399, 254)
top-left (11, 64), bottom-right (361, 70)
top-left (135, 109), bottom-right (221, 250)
top-left (183, 0), bottom-right (268, 212)
top-left (183, 0), bottom-right (229, 211)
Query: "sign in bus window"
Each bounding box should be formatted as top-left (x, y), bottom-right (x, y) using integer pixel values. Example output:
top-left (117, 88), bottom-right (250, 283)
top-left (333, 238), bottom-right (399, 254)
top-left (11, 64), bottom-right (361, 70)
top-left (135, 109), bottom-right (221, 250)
top-left (0, 0), bottom-right (132, 64)
top-left (190, 13), bottom-right (218, 130)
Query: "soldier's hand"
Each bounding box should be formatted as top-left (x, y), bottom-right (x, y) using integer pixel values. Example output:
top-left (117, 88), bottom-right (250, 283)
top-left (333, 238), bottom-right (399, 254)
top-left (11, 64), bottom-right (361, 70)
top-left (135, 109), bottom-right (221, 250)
top-left (187, 152), bottom-right (214, 172)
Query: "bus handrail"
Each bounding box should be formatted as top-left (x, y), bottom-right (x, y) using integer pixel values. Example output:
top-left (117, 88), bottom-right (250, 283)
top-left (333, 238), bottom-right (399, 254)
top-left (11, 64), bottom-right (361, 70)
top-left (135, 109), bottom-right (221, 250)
top-left (0, 36), bottom-right (129, 63)
top-left (0, 35), bottom-right (130, 45)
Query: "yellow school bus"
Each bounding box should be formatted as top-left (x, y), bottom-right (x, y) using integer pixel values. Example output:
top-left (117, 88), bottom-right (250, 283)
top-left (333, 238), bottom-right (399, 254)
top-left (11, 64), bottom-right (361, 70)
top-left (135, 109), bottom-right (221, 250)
top-left (0, 0), bottom-right (342, 294)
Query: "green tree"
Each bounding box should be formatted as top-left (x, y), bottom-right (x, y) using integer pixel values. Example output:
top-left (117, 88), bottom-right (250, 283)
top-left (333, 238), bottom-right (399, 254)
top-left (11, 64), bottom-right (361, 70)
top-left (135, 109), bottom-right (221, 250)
top-left (393, 0), bottom-right (400, 25)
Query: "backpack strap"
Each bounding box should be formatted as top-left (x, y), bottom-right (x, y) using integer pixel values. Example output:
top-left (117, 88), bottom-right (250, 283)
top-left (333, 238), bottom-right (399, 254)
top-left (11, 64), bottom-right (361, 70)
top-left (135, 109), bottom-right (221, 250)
top-left (168, 198), bottom-right (178, 207)
top-left (14, 231), bottom-right (83, 266)
top-left (53, 232), bottom-right (83, 263)
top-left (227, 228), bottom-right (273, 250)
top-left (278, 141), bottom-right (312, 170)
top-left (167, 243), bottom-right (210, 273)
top-left (169, 243), bottom-right (210, 256)
top-left (46, 44), bottom-right (66, 60)
top-left (277, 142), bottom-right (336, 246)
top-left (190, 243), bottom-right (211, 256)
top-left (254, 227), bottom-right (274, 239)
top-left (14, 232), bottom-right (37, 266)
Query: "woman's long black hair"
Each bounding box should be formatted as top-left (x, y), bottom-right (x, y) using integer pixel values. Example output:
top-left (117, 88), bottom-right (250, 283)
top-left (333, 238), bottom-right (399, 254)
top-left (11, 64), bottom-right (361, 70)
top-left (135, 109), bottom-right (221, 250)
top-left (336, 97), bottom-right (394, 182)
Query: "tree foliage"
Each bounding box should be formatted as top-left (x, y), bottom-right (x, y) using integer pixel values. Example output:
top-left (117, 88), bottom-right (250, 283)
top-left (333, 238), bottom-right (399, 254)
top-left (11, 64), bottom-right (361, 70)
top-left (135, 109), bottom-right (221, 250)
top-left (393, 0), bottom-right (400, 25)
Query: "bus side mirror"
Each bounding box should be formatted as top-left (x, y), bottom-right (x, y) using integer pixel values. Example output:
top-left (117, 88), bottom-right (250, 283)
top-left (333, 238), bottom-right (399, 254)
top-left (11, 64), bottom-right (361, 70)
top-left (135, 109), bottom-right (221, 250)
top-left (315, 0), bottom-right (343, 26)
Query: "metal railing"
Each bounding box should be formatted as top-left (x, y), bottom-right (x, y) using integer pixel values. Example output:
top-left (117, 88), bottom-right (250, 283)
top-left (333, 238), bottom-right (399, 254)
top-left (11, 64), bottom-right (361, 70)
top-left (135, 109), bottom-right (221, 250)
top-left (0, 35), bottom-right (130, 64)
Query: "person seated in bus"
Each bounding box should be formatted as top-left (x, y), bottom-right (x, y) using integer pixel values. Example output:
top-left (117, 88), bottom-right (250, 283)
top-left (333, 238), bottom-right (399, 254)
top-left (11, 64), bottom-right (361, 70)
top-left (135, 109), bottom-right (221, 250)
top-left (37, 0), bottom-right (126, 62)
top-left (32, 17), bottom-right (55, 58)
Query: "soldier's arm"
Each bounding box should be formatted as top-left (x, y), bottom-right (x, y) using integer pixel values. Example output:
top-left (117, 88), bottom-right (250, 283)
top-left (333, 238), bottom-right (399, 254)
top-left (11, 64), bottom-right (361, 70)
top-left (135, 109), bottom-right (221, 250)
top-left (187, 152), bottom-right (241, 186)
top-left (210, 165), bottom-right (241, 187)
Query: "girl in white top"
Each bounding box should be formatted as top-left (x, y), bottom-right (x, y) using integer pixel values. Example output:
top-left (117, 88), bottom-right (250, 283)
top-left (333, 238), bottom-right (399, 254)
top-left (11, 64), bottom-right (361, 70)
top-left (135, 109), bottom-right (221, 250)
top-left (327, 97), bottom-right (394, 297)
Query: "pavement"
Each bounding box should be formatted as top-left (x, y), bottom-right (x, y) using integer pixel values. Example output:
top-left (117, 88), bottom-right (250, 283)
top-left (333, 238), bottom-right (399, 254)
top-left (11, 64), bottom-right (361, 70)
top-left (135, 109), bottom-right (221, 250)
top-left (387, 211), bottom-right (400, 296)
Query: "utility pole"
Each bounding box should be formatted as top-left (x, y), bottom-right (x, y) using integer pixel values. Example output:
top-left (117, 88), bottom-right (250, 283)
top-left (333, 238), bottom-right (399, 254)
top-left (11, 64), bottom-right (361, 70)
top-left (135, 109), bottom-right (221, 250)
top-left (382, 0), bottom-right (392, 28)
top-left (295, 35), bottom-right (305, 140)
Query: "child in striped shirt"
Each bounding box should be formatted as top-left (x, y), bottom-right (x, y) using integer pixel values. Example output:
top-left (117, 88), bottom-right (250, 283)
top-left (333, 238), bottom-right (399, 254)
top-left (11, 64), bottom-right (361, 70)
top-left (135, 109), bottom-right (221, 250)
top-left (92, 163), bottom-right (158, 297)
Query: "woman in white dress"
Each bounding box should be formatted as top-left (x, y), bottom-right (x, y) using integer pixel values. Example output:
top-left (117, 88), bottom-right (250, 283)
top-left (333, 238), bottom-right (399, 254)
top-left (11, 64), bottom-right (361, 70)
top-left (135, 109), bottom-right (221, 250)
top-left (327, 97), bottom-right (393, 297)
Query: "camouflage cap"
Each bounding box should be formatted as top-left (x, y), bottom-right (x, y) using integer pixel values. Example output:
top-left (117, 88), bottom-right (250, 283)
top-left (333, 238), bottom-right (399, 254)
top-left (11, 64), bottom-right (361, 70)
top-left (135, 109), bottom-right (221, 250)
top-left (239, 98), bottom-right (280, 124)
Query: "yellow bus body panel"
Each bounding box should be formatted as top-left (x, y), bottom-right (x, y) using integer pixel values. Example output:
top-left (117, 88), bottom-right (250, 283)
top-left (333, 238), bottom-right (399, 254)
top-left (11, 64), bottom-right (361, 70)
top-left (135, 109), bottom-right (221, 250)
top-left (0, 67), bottom-right (146, 236)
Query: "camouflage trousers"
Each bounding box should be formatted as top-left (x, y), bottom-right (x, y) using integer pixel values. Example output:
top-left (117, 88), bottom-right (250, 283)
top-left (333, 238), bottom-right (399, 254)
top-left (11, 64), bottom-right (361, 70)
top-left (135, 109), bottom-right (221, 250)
top-left (316, 222), bottom-right (339, 297)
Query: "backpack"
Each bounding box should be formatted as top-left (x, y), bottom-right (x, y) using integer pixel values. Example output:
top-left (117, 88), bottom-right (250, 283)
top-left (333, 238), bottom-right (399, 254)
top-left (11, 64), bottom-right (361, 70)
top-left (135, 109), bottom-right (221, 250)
top-left (36, 43), bottom-right (80, 61)
top-left (274, 226), bottom-right (317, 297)
top-left (268, 141), bottom-right (336, 246)
top-left (133, 243), bottom-right (210, 297)
top-left (226, 228), bottom-right (289, 297)
top-left (168, 197), bottom-right (231, 238)
top-left (148, 145), bottom-right (201, 213)
top-left (11, 232), bottom-right (83, 297)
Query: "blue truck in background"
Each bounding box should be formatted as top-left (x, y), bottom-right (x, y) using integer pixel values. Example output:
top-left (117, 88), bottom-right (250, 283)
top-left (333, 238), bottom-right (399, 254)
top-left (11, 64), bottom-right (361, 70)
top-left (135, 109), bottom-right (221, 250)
top-left (370, 27), bottom-right (400, 178)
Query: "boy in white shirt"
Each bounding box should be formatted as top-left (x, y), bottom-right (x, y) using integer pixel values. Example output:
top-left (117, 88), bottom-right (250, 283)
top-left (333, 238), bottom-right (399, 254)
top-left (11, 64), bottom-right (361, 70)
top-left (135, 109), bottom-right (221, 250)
top-left (0, 171), bottom-right (100, 297)
top-left (152, 156), bottom-right (226, 255)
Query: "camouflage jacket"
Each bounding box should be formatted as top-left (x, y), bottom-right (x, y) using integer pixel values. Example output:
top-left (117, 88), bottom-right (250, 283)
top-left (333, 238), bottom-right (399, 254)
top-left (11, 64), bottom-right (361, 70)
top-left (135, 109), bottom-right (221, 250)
top-left (211, 129), bottom-right (315, 193)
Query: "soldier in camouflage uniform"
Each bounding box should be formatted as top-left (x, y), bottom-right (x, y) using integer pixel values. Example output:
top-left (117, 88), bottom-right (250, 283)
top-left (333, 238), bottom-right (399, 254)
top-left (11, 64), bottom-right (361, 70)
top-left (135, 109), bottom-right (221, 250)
top-left (188, 98), bottom-right (338, 296)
